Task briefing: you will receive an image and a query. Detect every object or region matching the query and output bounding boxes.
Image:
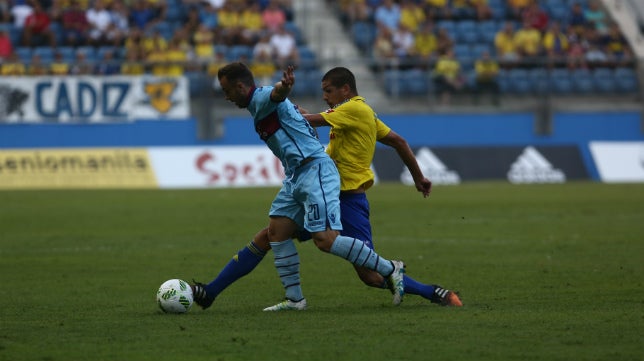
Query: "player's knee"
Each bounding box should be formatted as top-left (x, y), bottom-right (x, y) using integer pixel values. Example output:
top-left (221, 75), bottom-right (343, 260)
top-left (253, 227), bottom-right (271, 251)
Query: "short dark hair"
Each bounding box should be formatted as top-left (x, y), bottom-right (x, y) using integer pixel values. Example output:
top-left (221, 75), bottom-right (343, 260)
top-left (322, 67), bottom-right (357, 94)
top-left (217, 62), bottom-right (255, 87)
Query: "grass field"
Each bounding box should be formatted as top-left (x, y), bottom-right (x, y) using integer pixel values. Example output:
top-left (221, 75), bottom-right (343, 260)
top-left (0, 182), bottom-right (642, 361)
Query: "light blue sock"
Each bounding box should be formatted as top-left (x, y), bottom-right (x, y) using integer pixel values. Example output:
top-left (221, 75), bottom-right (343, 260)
top-left (270, 239), bottom-right (304, 302)
top-left (330, 235), bottom-right (394, 276)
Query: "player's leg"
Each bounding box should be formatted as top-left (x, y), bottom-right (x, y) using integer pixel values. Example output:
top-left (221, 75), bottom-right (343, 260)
top-left (340, 189), bottom-right (462, 306)
top-left (192, 228), bottom-right (271, 309)
top-left (305, 159), bottom-right (406, 305)
top-left (262, 215), bottom-right (307, 311)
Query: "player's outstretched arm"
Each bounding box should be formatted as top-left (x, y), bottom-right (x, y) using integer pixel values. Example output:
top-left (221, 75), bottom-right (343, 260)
top-left (379, 130), bottom-right (432, 197)
top-left (270, 66), bottom-right (295, 102)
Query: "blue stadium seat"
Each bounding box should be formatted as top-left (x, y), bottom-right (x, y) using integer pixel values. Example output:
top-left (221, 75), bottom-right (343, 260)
top-left (284, 22), bottom-right (304, 45)
top-left (528, 68), bottom-right (549, 94)
top-left (508, 68), bottom-right (531, 94)
top-left (383, 69), bottom-right (406, 96)
top-left (351, 21), bottom-right (376, 53)
top-left (297, 46), bottom-right (317, 70)
top-left (614, 67), bottom-right (639, 93)
top-left (571, 68), bottom-right (594, 94)
top-left (56, 46), bottom-right (76, 62)
top-left (33, 47), bottom-right (55, 62)
top-left (402, 69), bottom-right (430, 95)
top-left (477, 20), bottom-right (499, 43)
top-left (75, 46), bottom-right (97, 62)
top-left (226, 45), bottom-right (253, 61)
top-left (456, 20), bottom-right (477, 43)
top-left (14, 47), bottom-right (32, 62)
top-left (548, 69), bottom-right (573, 94)
top-left (593, 68), bottom-right (617, 93)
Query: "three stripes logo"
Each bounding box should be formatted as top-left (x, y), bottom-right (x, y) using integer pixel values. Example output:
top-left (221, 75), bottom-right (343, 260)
top-left (507, 146), bottom-right (566, 184)
top-left (401, 147), bottom-right (460, 185)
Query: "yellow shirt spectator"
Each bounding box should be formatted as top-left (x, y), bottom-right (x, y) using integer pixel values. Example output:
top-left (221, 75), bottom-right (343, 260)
top-left (434, 55), bottom-right (460, 81)
top-left (50, 62), bottom-right (70, 76)
top-left (1, 62), bottom-right (26, 75)
top-left (513, 25), bottom-right (542, 56)
top-left (495, 27), bottom-right (517, 57)
top-left (400, 2), bottom-right (426, 32)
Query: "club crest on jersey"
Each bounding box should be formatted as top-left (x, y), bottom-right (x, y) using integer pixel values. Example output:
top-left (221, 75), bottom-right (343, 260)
top-left (142, 79), bottom-right (178, 114)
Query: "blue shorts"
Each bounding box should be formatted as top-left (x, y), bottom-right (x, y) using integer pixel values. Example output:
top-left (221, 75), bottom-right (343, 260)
top-left (296, 192), bottom-right (373, 250)
top-left (269, 157), bottom-right (343, 233)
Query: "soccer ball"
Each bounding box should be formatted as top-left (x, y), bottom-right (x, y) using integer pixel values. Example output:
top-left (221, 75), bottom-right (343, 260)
top-left (156, 279), bottom-right (193, 313)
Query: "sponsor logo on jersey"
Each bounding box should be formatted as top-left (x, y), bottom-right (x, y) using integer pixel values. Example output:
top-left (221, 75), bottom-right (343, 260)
top-left (507, 146), bottom-right (565, 183)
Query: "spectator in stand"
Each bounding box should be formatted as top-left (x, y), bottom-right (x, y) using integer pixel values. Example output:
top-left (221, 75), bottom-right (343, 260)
top-left (129, 0), bottom-right (159, 31)
top-left (239, 2), bottom-right (264, 46)
top-left (495, 21), bottom-right (519, 68)
top-left (163, 37), bottom-right (188, 76)
top-left (567, 2), bottom-right (587, 36)
top-left (513, 19), bottom-right (542, 66)
top-left (542, 21), bottom-right (568, 68)
top-left (0, 30), bottom-right (13, 61)
top-left (391, 22), bottom-right (415, 69)
top-left (199, 2), bottom-right (219, 31)
top-left (146, 39), bottom-right (167, 76)
top-left (521, 0), bottom-right (548, 33)
top-left (269, 23), bottom-right (299, 68)
top-left (61, 0), bottom-right (89, 46)
top-left (27, 53), bottom-right (49, 75)
top-left (193, 23), bottom-right (215, 65)
top-left (565, 24), bottom-right (587, 69)
top-left (182, 7), bottom-right (201, 39)
top-left (473, 50), bottom-right (500, 105)
top-left (10, 0), bottom-right (33, 30)
top-left (340, 0), bottom-right (372, 25)
top-left (372, 25), bottom-right (396, 71)
top-left (108, 0), bottom-right (129, 46)
top-left (602, 22), bottom-right (634, 67)
top-left (145, 0), bottom-right (167, 22)
top-left (70, 50), bottom-right (93, 74)
top-left (432, 47), bottom-right (463, 105)
top-left (252, 31), bottom-right (274, 62)
top-left (50, 51), bottom-right (70, 75)
top-left (506, 0), bottom-right (530, 20)
top-left (579, 27), bottom-right (603, 68)
top-left (435, 26), bottom-right (453, 56)
top-left (0, 0), bottom-right (11, 22)
top-left (217, 1), bottom-right (242, 46)
top-left (374, 0), bottom-right (400, 34)
top-left (1, 53), bottom-right (26, 75)
top-left (86, 0), bottom-right (113, 46)
top-left (94, 49), bottom-right (120, 75)
top-left (471, 0), bottom-right (492, 21)
top-left (423, 0), bottom-right (451, 20)
top-left (452, 0), bottom-right (475, 19)
top-left (120, 48), bottom-right (145, 75)
top-left (399, 0), bottom-right (425, 33)
top-left (22, 1), bottom-right (56, 47)
top-left (585, 0), bottom-right (608, 35)
top-left (261, 0), bottom-right (286, 33)
top-left (250, 47), bottom-right (276, 86)
top-left (142, 29), bottom-right (167, 57)
top-left (411, 21), bottom-right (437, 69)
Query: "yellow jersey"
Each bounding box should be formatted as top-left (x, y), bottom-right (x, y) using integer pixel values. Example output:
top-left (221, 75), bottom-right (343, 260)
top-left (320, 96), bottom-right (391, 191)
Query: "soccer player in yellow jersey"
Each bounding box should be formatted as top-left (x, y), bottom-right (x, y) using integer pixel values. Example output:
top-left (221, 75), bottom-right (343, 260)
top-left (191, 67), bottom-right (462, 309)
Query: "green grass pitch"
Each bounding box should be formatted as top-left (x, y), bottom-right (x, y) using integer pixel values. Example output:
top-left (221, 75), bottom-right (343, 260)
top-left (0, 182), bottom-right (642, 361)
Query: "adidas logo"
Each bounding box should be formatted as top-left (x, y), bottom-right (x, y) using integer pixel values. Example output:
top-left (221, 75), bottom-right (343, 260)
top-left (507, 146), bottom-right (566, 183)
top-left (401, 147), bottom-right (460, 185)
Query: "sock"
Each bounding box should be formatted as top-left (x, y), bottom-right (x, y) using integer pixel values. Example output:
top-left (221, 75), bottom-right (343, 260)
top-left (330, 235), bottom-right (394, 276)
top-left (270, 239), bottom-right (304, 302)
top-left (402, 275), bottom-right (436, 300)
top-left (205, 241), bottom-right (266, 298)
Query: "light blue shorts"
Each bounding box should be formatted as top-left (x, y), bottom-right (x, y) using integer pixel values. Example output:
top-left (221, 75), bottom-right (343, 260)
top-left (269, 157), bottom-right (343, 233)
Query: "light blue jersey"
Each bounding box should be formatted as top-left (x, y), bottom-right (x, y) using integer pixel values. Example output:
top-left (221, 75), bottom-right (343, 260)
top-left (247, 86), bottom-right (342, 232)
top-left (247, 86), bottom-right (326, 176)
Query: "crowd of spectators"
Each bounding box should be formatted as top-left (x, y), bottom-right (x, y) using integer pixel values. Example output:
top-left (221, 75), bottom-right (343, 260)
top-left (0, 0), bottom-right (300, 80)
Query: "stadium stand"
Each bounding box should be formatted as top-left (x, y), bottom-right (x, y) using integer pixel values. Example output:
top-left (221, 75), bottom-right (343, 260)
top-left (0, 0), bottom-right (321, 97)
top-left (328, 0), bottom-right (640, 103)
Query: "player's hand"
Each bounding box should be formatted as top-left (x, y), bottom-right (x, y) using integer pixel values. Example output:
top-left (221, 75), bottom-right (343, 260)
top-left (417, 178), bottom-right (432, 198)
top-left (281, 66), bottom-right (295, 89)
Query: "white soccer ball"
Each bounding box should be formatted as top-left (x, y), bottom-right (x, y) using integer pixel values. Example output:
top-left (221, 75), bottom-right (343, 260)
top-left (156, 279), bottom-right (193, 313)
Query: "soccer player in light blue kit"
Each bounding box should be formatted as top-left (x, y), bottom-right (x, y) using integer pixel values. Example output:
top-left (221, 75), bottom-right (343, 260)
top-left (205, 62), bottom-right (406, 310)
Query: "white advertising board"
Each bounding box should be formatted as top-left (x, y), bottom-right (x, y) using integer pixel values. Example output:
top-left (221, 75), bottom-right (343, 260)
top-left (0, 76), bottom-right (190, 123)
top-left (589, 141), bottom-right (644, 182)
top-left (149, 146), bottom-right (285, 188)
